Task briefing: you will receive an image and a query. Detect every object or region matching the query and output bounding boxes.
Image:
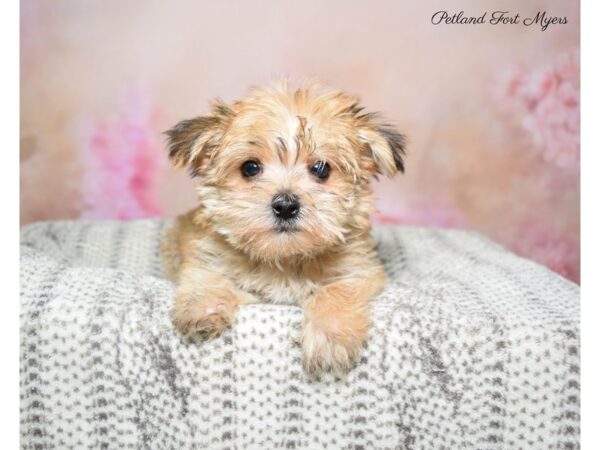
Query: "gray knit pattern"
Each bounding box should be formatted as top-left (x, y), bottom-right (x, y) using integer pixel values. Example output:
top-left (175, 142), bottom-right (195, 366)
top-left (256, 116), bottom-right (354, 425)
top-left (20, 220), bottom-right (580, 449)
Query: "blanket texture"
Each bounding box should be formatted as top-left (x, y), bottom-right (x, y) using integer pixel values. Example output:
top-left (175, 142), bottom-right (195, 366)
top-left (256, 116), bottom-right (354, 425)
top-left (20, 220), bottom-right (580, 449)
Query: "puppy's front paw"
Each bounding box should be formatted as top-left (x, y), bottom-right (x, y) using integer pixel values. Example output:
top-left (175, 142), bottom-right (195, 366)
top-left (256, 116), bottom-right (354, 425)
top-left (300, 314), bottom-right (368, 375)
top-left (171, 294), bottom-right (237, 338)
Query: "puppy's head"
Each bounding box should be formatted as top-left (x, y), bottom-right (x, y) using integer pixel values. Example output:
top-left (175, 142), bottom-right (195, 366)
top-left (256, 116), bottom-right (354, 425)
top-left (166, 82), bottom-right (405, 261)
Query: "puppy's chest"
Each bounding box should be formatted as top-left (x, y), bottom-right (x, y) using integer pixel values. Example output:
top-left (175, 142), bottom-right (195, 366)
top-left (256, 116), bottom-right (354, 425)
top-left (233, 266), bottom-right (319, 306)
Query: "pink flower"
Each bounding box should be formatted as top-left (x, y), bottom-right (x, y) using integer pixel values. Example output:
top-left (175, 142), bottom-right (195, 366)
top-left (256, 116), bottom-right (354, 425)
top-left (498, 51), bottom-right (580, 170)
top-left (79, 88), bottom-right (164, 220)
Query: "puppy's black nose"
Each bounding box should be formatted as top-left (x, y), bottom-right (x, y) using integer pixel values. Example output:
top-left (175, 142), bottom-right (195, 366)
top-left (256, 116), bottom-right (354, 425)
top-left (271, 193), bottom-right (300, 221)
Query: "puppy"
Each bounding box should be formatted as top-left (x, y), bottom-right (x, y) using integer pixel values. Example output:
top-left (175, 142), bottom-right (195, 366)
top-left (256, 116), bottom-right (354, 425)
top-left (161, 82), bottom-right (405, 374)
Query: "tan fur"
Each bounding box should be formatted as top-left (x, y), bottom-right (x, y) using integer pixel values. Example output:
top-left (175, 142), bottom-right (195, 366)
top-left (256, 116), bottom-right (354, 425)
top-left (161, 81), bottom-right (405, 374)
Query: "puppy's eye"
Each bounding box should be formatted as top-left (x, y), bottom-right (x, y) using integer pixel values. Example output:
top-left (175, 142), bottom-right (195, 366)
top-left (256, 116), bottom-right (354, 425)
top-left (241, 160), bottom-right (262, 178)
top-left (309, 161), bottom-right (330, 181)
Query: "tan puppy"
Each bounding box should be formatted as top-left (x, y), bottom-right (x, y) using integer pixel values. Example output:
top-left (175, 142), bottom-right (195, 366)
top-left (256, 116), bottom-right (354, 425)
top-left (161, 82), bottom-right (405, 374)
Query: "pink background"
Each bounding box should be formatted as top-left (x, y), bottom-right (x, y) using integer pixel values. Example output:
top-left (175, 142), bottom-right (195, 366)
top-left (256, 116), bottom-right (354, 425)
top-left (20, 0), bottom-right (580, 282)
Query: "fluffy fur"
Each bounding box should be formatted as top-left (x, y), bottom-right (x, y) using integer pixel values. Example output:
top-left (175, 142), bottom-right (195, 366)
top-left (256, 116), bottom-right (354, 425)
top-left (161, 81), bottom-right (405, 374)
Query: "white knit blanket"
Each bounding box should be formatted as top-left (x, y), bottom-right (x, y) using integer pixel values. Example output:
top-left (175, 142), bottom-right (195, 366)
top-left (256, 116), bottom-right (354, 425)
top-left (20, 220), bottom-right (580, 449)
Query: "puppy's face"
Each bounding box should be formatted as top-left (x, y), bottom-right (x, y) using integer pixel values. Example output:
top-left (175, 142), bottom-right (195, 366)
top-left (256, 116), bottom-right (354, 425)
top-left (167, 83), bottom-right (405, 261)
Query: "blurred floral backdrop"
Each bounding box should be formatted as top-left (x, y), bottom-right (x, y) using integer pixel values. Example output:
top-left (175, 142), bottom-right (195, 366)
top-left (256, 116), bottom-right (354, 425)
top-left (20, 0), bottom-right (580, 282)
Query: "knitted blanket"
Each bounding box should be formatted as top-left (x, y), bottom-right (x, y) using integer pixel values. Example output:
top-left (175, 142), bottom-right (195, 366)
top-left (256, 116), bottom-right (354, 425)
top-left (20, 220), bottom-right (580, 449)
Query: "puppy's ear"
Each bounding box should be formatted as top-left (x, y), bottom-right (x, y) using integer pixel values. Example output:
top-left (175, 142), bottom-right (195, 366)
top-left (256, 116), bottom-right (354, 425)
top-left (357, 116), bottom-right (406, 177)
top-left (165, 101), bottom-right (233, 176)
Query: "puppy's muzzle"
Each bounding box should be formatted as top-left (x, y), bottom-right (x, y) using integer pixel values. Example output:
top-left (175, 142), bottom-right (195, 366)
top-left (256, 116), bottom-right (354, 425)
top-left (271, 193), bottom-right (300, 221)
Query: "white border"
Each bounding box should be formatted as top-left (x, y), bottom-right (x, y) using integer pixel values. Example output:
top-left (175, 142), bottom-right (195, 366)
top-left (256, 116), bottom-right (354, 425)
top-left (1, 0), bottom-right (20, 447)
top-left (581, 0), bottom-right (598, 447)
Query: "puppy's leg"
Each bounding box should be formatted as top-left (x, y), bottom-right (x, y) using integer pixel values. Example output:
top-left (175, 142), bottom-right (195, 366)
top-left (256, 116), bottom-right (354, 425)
top-left (162, 211), bottom-right (255, 338)
top-left (301, 268), bottom-right (385, 374)
top-left (171, 267), bottom-right (256, 338)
